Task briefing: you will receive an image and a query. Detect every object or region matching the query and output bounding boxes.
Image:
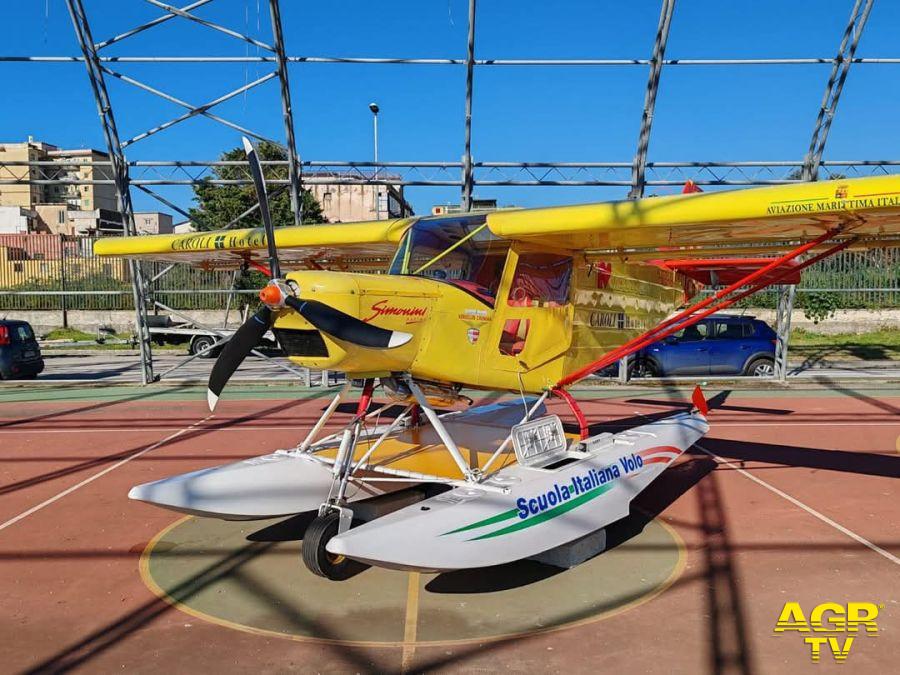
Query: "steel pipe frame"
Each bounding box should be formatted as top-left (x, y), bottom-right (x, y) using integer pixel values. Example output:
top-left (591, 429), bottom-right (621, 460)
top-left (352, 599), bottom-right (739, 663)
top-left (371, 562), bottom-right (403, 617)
top-left (143, 0), bottom-right (273, 51)
top-left (5, 56), bottom-right (900, 66)
top-left (774, 0), bottom-right (874, 381)
top-left (56, 0), bottom-right (307, 384)
top-left (14, 159), bottom-right (900, 168)
top-left (7, 159), bottom-right (900, 189)
top-left (66, 0), bottom-right (156, 384)
top-left (461, 0), bottom-right (477, 210)
top-left (111, 1), bottom-right (300, 264)
top-left (95, 0), bottom-right (215, 50)
top-left (101, 66), bottom-right (279, 147)
top-left (773, 284), bottom-right (796, 381)
top-left (7, 170), bottom-right (900, 187)
top-left (629, 0), bottom-right (675, 199)
top-left (801, 0), bottom-right (874, 181)
top-left (268, 0), bottom-right (303, 226)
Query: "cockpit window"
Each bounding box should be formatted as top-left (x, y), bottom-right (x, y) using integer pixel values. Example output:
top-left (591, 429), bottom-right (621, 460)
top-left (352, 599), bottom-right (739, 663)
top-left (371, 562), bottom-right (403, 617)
top-left (507, 253), bottom-right (573, 307)
top-left (389, 216), bottom-right (510, 306)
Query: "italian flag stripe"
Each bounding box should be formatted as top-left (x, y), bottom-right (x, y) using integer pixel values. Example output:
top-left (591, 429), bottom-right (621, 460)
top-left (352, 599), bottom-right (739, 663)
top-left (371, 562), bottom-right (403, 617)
top-left (442, 507), bottom-right (519, 535)
top-left (467, 483), bottom-right (615, 541)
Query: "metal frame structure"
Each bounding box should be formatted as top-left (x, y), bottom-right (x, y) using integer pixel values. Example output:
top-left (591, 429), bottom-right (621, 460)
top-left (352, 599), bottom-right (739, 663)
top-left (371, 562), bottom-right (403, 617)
top-left (1, 0), bottom-right (892, 383)
top-left (773, 0), bottom-right (874, 380)
top-left (65, 0), bottom-right (156, 384)
top-left (628, 0), bottom-right (675, 200)
top-left (58, 0), bottom-right (306, 383)
top-left (10, 158), bottom-right (900, 188)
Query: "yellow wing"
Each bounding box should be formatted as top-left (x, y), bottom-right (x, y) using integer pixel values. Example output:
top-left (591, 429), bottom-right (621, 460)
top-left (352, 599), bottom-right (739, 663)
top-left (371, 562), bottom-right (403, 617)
top-left (486, 175), bottom-right (900, 258)
top-left (93, 218), bottom-right (414, 271)
top-left (96, 176), bottom-right (900, 269)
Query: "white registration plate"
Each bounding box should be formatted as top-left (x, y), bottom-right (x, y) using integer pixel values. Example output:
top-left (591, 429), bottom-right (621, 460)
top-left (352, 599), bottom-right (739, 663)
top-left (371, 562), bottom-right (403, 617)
top-left (511, 415), bottom-right (567, 467)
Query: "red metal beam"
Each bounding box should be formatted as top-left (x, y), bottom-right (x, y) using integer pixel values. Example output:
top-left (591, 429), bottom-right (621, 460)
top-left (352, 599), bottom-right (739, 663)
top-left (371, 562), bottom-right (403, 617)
top-left (246, 259), bottom-right (272, 277)
top-left (551, 387), bottom-right (589, 439)
top-left (653, 258), bottom-right (802, 286)
top-left (355, 378), bottom-right (375, 419)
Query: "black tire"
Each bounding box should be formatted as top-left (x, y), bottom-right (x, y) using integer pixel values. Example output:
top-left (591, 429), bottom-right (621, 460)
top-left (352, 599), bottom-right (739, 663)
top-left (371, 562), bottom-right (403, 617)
top-left (301, 512), bottom-right (367, 580)
top-left (190, 335), bottom-right (219, 358)
top-left (145, 315), bottom-right (172, 328)
top-left (629, 358), bottom-right (660, 379)
top-left (745, 356), bottom-right (775, 377)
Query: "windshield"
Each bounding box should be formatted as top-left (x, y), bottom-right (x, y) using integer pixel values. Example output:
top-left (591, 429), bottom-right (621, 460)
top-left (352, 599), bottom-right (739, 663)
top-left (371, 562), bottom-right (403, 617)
top-left (389, 216), bottom-right (510, 306)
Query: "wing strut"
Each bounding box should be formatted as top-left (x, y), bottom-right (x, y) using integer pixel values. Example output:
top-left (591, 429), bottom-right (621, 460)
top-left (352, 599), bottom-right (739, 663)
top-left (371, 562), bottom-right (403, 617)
top-left (556, 228), bottom-right (856, 388)
top-left (550, 387), bottom-right (590, 440)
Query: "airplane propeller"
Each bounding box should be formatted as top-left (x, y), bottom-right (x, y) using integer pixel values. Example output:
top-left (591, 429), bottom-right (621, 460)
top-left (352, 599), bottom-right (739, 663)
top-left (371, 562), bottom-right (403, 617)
top-left (206, 137), bottom-right (412, 411)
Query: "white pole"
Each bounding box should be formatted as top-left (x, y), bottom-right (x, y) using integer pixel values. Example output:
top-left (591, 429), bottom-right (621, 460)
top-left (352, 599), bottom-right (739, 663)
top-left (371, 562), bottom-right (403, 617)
top-left (373, 109), bottom-right (380, 219)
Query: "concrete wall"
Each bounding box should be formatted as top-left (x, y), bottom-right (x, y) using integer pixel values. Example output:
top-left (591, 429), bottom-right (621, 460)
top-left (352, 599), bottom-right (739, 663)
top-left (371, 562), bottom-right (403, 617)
top-left (307, 180), bottom-right (411, 223)
top-left (0, 309), bottom-right (244, 335)
top-left (747, 308), bottom-right (900, 335)
top-left (2, 307), bottom-right (897, 337)
top-left (0, 206), bottom-right (32, 234)
top-left (134, 212), bottom-right (174, 235)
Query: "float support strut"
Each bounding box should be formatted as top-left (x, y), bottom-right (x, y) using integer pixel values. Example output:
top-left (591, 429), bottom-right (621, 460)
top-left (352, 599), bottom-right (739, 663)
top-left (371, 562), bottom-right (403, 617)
top-left (551, 387), bottom-right (589, 439)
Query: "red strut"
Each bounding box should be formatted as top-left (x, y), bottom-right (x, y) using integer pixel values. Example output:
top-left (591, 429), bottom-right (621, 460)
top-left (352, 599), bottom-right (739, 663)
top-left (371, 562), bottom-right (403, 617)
top-left (551, 387), bottom-right (590, 440)
top-left (355, 378), bottom-right (375, 419)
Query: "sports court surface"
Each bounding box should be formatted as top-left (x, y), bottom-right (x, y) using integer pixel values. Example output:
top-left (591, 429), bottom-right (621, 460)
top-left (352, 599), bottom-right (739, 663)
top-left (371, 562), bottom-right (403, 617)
top-left (1, 383), bottom-right (897, 673)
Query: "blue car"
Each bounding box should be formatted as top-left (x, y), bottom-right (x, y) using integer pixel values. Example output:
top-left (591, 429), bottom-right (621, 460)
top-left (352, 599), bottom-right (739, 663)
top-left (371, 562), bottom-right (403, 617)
top-left (632, 315), bottom-right (777, 378)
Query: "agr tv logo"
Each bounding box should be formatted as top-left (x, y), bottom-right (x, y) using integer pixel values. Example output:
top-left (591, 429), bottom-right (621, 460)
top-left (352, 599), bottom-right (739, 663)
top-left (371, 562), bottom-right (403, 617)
top-left (774, 601), bottom-right (882, 663)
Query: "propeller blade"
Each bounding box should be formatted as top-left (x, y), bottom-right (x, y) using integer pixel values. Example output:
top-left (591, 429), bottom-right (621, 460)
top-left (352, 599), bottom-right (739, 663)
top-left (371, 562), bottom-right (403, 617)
top-left (242, 136), bottom-right (281, 279)
top-left (207, 306), bottom-right (272, 411)
top-left (284, 296), bottom-right (412, 349)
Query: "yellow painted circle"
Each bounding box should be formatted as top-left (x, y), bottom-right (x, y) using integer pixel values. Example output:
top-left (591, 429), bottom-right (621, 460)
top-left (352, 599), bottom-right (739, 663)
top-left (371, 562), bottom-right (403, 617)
top-left (141, 513), bottom-right (684, 648)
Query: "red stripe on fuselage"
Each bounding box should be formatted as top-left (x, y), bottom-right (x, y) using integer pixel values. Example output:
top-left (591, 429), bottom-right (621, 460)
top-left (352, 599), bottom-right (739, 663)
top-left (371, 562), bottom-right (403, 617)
top-left (637, 445), bottom-right (680, 457)
top-left (642, 456), bottom-right (672, 465)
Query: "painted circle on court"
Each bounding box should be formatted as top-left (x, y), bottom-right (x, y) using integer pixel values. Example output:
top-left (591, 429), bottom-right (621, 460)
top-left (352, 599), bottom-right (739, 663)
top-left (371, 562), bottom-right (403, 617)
top-left (142, 513), bottom-right (684, 646)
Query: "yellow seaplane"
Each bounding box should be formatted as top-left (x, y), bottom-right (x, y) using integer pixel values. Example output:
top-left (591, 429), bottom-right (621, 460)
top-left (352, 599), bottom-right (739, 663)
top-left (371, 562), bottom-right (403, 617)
top-left (96, 138), bottom-right (900, 579)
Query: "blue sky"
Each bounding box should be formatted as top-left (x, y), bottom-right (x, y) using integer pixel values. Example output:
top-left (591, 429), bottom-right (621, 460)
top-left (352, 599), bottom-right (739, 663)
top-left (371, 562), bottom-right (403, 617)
top-left (3, 0), bottom-right (900, 217)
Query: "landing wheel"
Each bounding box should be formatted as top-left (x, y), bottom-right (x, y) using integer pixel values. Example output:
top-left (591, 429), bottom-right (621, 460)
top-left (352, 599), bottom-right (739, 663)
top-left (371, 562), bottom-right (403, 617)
top-left (301, 511), bottom-right (367, 580)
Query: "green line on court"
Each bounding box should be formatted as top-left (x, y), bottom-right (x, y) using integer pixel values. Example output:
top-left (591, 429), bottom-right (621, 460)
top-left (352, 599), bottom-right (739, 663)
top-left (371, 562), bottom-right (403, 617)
top-left (0, 384), bottom-right (343, 404)
top-left (0, 383), bottom-right (897, 404)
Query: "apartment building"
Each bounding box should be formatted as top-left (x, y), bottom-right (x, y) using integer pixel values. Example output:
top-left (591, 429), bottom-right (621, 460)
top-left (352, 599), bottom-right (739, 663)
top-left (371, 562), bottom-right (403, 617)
top-left (0, 138), bottom-right (169, 235)
top-left (306, 174), bottom-right (414, 223)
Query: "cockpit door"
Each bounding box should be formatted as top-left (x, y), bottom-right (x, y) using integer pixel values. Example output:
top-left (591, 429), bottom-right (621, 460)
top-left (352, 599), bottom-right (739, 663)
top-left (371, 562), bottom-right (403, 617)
top-left (483, 247), bottom-right (574, 381)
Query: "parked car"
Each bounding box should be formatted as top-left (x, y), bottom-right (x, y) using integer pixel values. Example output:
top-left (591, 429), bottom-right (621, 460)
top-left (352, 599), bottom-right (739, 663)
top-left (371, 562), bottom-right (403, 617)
top-left (146, 314), bottom-right (279, 358)
top-left (632, 315), bottom-right (777, 378)
top-left (0, 320), bottom-right (44, 380)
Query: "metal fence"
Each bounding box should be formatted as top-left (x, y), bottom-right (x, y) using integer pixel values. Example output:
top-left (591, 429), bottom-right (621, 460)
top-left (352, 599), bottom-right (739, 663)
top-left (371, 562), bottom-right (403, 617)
top-left (0, 234), bottom-right (897, 320)
top-left (744, 247), bottom-right (900, 310)
top-left (797, 247), bottom-right (900, 307)
top-left (0, 234), bottom-right (251, 313)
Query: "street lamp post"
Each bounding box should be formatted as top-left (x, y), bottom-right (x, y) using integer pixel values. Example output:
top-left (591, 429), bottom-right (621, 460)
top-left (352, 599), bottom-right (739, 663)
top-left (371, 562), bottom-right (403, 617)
top-left (369, 102), bottom-right (380, 219)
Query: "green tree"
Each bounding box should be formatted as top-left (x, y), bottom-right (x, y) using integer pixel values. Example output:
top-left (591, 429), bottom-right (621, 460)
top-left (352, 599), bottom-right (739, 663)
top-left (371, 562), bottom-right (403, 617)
top-left (189, 141), bottom-right (325, 231)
